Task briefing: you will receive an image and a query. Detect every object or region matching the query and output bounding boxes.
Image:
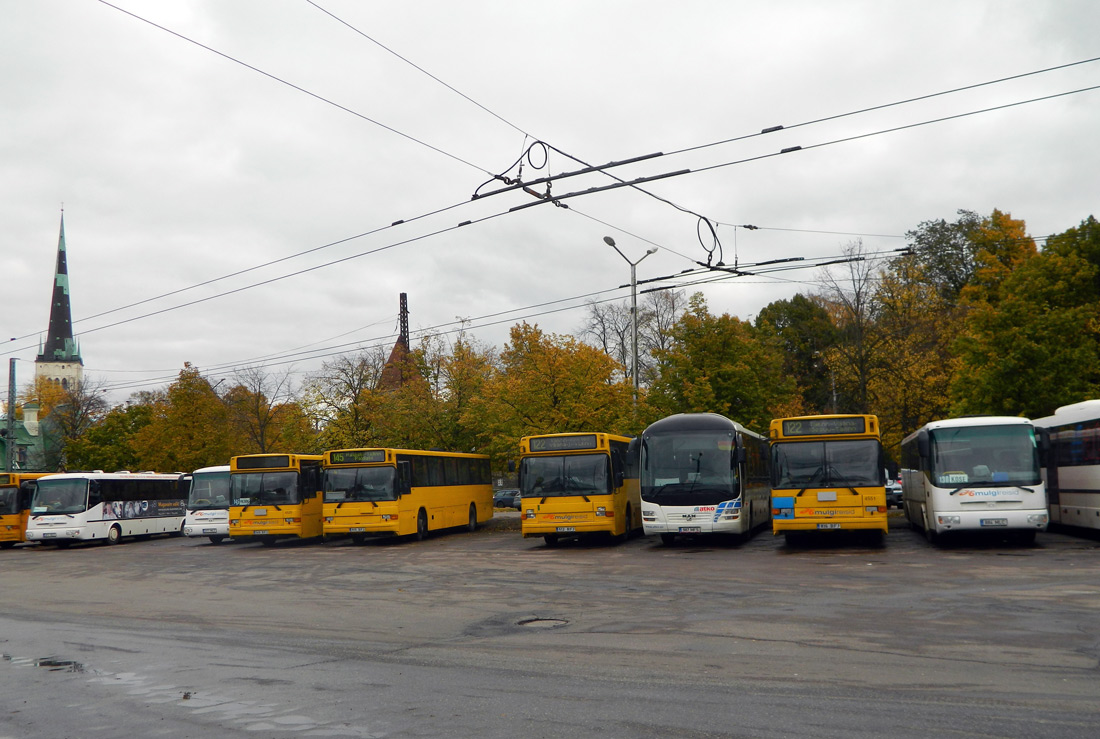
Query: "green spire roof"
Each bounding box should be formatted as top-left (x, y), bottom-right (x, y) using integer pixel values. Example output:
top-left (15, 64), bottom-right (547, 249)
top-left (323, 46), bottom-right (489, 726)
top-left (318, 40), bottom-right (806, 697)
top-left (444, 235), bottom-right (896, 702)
top-left (36, 213), bottom-right (82, 365)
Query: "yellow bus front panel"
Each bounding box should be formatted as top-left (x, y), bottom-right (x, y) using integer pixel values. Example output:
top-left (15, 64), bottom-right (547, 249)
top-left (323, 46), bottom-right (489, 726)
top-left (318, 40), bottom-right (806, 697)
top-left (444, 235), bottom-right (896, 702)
top-left (521, 493), bottom-right (629, 538)
top-left (771, 488), bottom-right (888, 533)
top-left (324, 500), bottom-right (403, 537)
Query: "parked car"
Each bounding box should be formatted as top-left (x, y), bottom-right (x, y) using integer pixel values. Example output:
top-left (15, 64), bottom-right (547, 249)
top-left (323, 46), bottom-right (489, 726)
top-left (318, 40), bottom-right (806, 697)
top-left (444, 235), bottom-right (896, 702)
top-left (494, 489), bottom-right (521, 509)
top-left (886, 478), bottom-right (903, 508)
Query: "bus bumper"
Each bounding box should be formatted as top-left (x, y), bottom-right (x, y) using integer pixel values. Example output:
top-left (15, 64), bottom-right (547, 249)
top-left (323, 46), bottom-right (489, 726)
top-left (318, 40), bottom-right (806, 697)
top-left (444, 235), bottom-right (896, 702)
top-left (930, 509), bottom-right (1048, 534)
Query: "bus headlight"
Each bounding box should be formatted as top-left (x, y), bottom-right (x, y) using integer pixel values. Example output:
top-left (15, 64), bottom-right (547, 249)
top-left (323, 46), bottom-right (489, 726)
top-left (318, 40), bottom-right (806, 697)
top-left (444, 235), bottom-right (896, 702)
top-left (230, 520), bottom-right (239, 526)
top-left (596, 506), bottom-right (606, 517)
top-left (937, 515), bottom-right (961, 525)
top-left (324, 517), bottom-right (334, 523)
top-left (382, 514), bottom-right (397, 521)
top-left (525, 510), bottom-right (534, 519)
top-left (642, 510), bottom-right (655, 517)
top-left (1027, 514), bottom-right (1048, 524)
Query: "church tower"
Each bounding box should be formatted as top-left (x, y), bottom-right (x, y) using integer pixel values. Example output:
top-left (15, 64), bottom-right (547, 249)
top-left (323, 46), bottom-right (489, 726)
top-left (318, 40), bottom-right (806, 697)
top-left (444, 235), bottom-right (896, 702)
top-left (35, 212), bottom-right (83, 390)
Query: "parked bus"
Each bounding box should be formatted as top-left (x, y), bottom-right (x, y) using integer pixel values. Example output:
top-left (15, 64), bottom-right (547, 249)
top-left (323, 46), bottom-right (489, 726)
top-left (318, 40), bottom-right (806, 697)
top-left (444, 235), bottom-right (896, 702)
top-left (770, 414), bottom-right (887, 542)
top-left (322, 448), bottom-right (492, 542)
top-left (516, 433), bottom-right (640, 546)
top-left (1031, 401), bottom-right (1099, 532)
top-left (635, 414), bottom-right (770, 545)
top-left (183, 465), bottom-right (231, 544)
top-left (0, 472), bottom-right (50, 549)
top-left (901, 416), bottom-right (1048, 543)
top-left (229, 454), bottom-right (323, 545)
top-left (24, 471), bottom-right (186, 546)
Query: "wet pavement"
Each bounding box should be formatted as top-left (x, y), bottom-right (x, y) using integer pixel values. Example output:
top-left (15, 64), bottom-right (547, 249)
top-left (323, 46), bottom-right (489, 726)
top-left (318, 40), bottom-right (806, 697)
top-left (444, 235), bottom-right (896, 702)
top-left (2, 513), bottom-right (1099, 737)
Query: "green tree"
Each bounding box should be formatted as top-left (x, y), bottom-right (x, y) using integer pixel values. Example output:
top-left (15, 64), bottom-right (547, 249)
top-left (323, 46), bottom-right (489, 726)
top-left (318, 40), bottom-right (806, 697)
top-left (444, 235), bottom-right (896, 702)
top-left (65, 402), bottom-right (154, 471)
top-left (648, 294), bottom-right (797, 430)
top-left (755, 293), bottom-right (838, 414)
top-left (906, 209), bottom-right (982, 304)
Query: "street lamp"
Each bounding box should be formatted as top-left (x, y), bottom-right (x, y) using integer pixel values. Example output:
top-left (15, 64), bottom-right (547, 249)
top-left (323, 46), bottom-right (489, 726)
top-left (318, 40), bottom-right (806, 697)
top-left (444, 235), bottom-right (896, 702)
top-left (604, 236), bottom-right (657, 405)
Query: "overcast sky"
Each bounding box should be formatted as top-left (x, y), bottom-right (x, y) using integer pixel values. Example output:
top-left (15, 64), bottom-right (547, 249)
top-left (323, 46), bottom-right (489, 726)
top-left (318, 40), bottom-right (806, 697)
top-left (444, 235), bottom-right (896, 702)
top-left (3, 0), bottom-right (1098, 405)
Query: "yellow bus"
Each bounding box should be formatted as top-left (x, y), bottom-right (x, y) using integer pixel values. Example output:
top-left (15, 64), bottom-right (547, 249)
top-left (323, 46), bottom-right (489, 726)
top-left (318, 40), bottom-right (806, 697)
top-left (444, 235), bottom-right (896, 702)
top-left (0, 473), bottom-right (50, 549)
top-left (517, 432), bottom-right (640, 546)
top-left (769, 414), bottom-right (888, 542)
top-left (229, 453), bottom-right (323, 545)
top-left (322, 448), bottom-right (492, 542)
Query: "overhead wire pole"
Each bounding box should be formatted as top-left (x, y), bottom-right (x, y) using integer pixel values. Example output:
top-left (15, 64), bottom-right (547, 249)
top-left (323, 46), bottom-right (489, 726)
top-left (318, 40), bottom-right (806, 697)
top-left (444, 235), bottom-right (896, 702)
top-left (604, 237), bottom-right (657, 407)
top-left (5, 359), bottom-right (15, 472)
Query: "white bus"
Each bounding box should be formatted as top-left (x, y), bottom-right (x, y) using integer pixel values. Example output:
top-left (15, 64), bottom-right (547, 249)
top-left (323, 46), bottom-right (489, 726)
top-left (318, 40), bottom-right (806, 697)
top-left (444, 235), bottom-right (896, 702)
top-left (183, 465), bottom-right (231, 544)
top-left (1033, 400), bottom-right (1100, 531)
top-left (25, 472), bottom-right (185, 547)
top-left (634, 413), bottom-right (771, 545)
top-left (900, 417), bottom-right (1049, 544)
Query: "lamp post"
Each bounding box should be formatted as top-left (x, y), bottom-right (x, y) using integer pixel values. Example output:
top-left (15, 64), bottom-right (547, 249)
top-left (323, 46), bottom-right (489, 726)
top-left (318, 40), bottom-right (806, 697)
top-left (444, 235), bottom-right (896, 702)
top-left (603, 236), bottom-right (657, 406)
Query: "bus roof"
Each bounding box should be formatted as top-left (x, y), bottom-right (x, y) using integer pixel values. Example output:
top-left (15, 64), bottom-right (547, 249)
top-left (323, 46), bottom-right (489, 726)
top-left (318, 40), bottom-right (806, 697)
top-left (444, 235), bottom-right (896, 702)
top-left (902, 415), bottom-right (1036, 444)
top-left (191, 465), bottom-right (230, 474)
top-left (642, 412), bottom-right (761, 438)
top-left (1032, 399), bottom-right (1100, 428)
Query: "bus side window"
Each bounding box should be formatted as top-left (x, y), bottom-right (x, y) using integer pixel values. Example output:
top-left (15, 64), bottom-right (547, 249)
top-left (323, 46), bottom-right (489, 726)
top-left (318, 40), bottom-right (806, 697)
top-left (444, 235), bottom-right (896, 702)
top-left (610, 450), bottom-right (625, 489)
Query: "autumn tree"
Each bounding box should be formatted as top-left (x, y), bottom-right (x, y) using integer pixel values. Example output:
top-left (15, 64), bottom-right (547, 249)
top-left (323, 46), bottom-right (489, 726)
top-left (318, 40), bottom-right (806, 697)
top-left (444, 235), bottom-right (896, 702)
top-left (816, 240), bottom-right (884, 414)
top-left (648, 294), bottom-right (798, 431)
top-left (952, 215), bottom-right (1100, 416)
top-left (466, 323), bottom-right (635, 462)
top-left (130, 364), bottom-right (232, 472)
top-left (26, 376), bottom-right (110, 470)
top-left (224, 365), bottom-right (315, 453)
top-left (302, 348), bottom-right (388, 449)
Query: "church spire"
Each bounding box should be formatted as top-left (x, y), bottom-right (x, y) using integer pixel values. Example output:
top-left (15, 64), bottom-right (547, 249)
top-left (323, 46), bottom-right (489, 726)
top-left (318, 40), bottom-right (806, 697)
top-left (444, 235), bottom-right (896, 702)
top-left (36, 212), bottom-right (82, 367)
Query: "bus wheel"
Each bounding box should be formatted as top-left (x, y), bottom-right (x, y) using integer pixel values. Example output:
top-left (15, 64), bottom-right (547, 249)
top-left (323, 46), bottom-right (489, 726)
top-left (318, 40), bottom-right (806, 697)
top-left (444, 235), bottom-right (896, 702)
top-left (543, 534), bottom-right (559, 547)
top-left (208, 535), bottom-right (225, 545)
top-left (106, 525), bottom-right (122, 545)
top-left (621, 505), bottom-right (634, 541)
top-left (660, 533), bottom-right (676, 546)
top-left (467, 504), bottom-right (478, 532)
top-left (416, 509), bottom-right (429, 541)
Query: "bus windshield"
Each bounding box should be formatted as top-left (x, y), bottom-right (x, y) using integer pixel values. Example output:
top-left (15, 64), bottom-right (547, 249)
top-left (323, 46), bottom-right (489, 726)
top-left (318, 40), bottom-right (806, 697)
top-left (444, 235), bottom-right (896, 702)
top-left (772, 439), bottom-right (882, 488)
top-left (188, 471), bottom-right (231, 510)
top-left (640, 431), bottom-right (737, 505)
top-left (521, 454), bottom-right (610, 498)
top-left (929, 424), bottom-right (1040, 486)
top-left (230, 471), bottom-right (300, 506)
top-left (323, 466), bottom-right (396, 503)
top-left (30, 479), bottom-right (89, 514)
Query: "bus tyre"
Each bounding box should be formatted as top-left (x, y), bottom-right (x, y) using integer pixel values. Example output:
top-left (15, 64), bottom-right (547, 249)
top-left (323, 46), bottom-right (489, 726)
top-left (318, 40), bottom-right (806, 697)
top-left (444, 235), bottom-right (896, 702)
top-left (543, 534), bottom-right (559, 547)
top-left (208, 535), bottom-right (225, 544)
top-left (106, 525), bottom-right (122, 545)
top-left (660, 533), bottom-right (676, 546)
top-left (416, 509), bottom-right (429, 541)
top-left (467, 504), bottom-right (478, 532)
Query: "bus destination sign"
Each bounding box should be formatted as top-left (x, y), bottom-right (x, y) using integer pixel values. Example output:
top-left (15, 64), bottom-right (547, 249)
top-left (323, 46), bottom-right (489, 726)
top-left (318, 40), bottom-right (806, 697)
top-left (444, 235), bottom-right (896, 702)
top-left (234, 455), bottom-right (292, 470)
top-left (782, 417), bottom-right (866, 437)
top-left (529, 435), bottom-right (598, 453)
top-left (329, 450), bottom-right (387, 465)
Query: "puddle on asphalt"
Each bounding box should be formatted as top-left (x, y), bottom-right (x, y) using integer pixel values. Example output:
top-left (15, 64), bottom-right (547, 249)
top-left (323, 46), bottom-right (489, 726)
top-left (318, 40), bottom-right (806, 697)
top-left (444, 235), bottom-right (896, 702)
top-left (517, 617), bottom-right (568, 628)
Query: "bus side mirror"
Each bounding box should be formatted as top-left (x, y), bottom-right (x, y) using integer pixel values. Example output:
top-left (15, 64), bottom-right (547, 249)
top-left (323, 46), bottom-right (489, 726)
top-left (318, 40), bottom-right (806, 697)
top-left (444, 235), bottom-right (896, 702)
top-left (917, 429), bottom-right (930, 459)
top-left (628, 437), bottom-right (645, 470)
top-left (507, 460), bottom-right (515, 473)
top-left (734, 447), bottom-right (747, 465)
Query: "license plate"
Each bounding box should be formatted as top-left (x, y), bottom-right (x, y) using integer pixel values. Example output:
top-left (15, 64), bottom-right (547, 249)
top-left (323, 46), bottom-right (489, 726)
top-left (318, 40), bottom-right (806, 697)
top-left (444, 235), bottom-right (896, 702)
top-left (43, 532), bottom-right (57, 538)
top-left (817, 523), bottom-right (842, 529)
top-left (981, 518), bottom-right (1008, 527)
top-left (556, 526), bottom-right (576, 532)
top-left (679, 526), bottom-right (702, 533)
top-left (254, 530), bottom-right (269, 535)
top-left (202, 528), bottom-right (218, 534)
top-left (349, 527), bottom-right (366, 532)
